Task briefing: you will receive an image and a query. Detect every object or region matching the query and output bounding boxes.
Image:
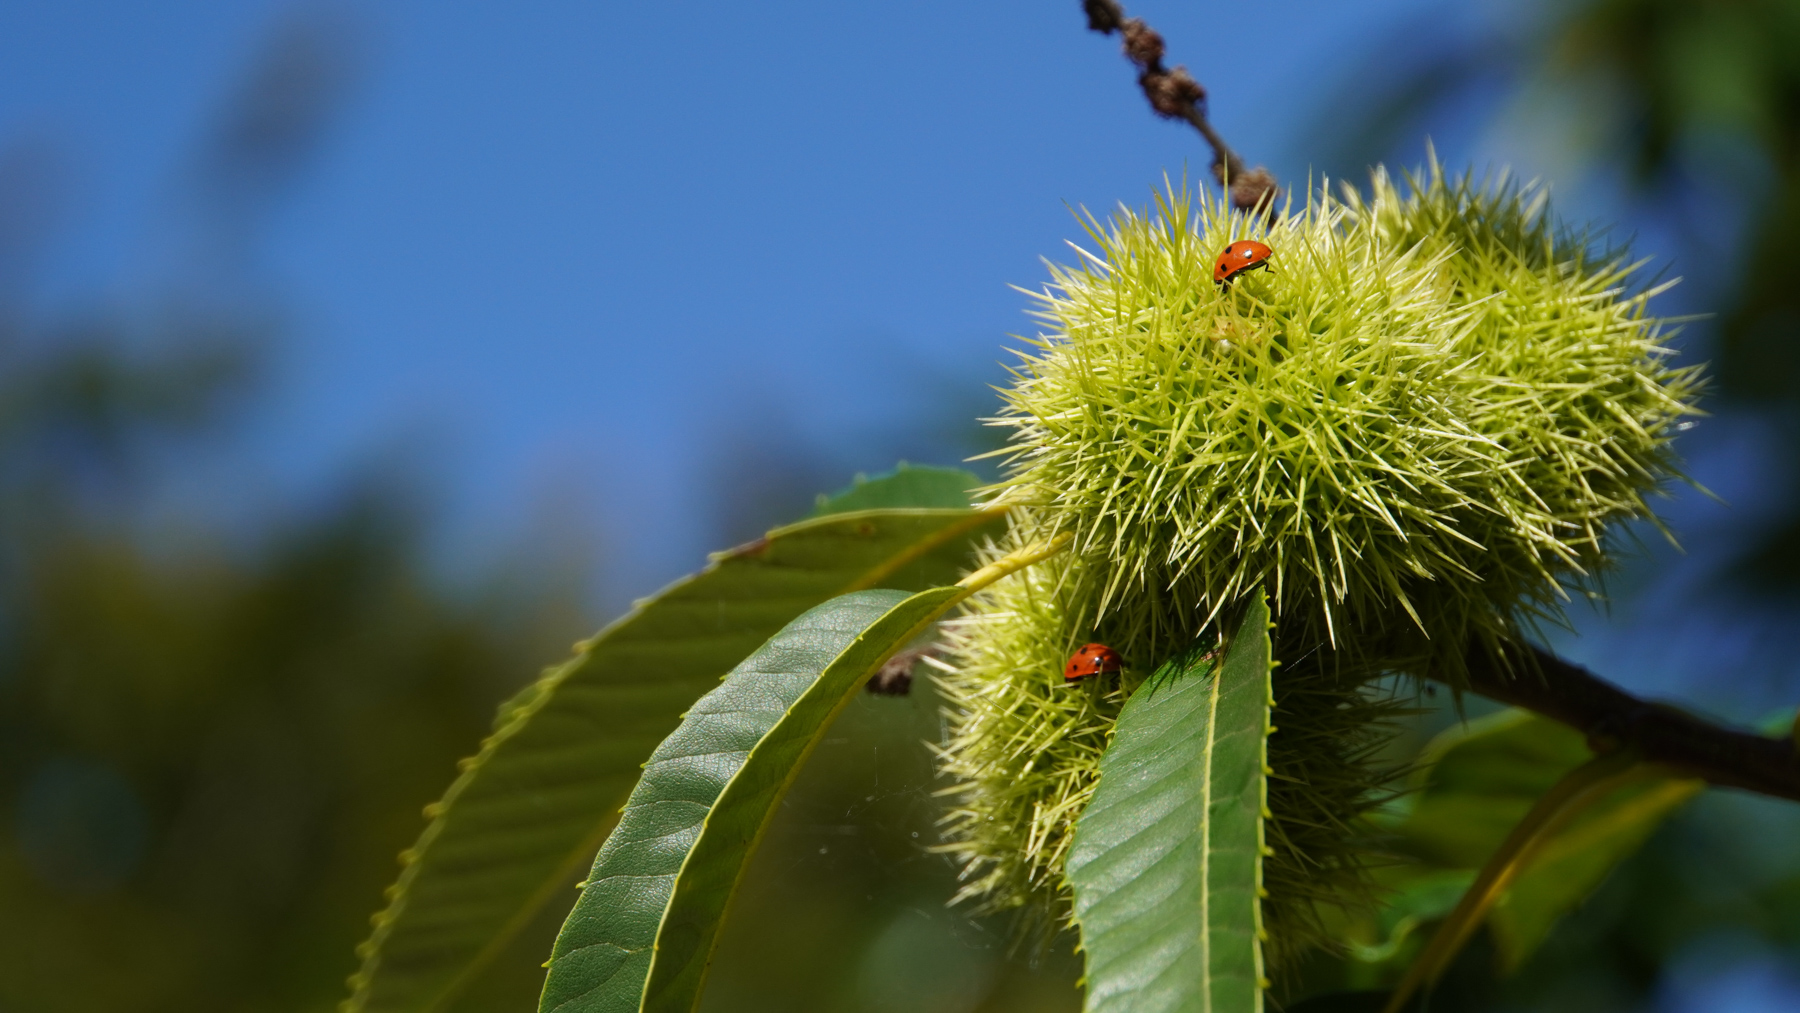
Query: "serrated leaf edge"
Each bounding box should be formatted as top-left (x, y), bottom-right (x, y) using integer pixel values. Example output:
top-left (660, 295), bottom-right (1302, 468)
top-left (343, 506), bottom-right (1009, 1013)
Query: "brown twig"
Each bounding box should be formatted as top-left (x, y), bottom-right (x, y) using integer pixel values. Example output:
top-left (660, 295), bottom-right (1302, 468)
top-left (866, 643), bottom-right (942, 696)
top-left (1451, 642), bottom-right (1800, 803)
top-left (1082, 0), bottom-right (1278, 212)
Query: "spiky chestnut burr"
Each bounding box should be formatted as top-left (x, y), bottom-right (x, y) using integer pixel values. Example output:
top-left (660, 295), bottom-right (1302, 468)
top-left (935, 160), bottom-right (1701, 968)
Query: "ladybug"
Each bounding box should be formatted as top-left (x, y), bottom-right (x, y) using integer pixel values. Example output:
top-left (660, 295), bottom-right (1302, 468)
top-left (1214, 240), bottom-right (1273, 285)
top-left (1063, 643), bottom-right (1124, 682)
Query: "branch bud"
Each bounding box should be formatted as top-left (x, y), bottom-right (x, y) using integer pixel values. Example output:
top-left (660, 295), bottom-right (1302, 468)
top-left (1082, 0), bottom-right (1125, 33)
top-left (1141, 66), bottom-right (1205, 119)
top-left (1229, 166), bottom-right (1280, 212)
top-left (1120, 19), bottom-right (1165, 67)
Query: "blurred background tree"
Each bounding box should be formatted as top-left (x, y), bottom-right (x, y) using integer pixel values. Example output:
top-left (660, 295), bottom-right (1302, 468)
top-left (0, 13), bottom-right (594, 1012)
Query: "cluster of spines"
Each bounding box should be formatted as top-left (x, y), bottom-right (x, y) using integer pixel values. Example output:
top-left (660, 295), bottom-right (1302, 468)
top-left (934, 534), bottom-right (1411, 967)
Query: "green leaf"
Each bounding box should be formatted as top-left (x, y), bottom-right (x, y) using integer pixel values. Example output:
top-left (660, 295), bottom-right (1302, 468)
top-left (1383, 709), bottom-right (1700, 974)
top-left (1391, 710), bottom-right (1591, 869)
top-left (537, 584), bottom-right (968, 1013)
top-left (1342, 867), bottom-right (1474, 966)
top-left (1486, 774), bottom-right (1699, 971)
top-left (809, 463), bottom-right (983, 516)
top-left (1067, 592), bottom-right (1273, 1013)
top-left (533, 534), bottom-right (1068, 1013)
top-left (345, 503), bottom-right (1004, 1013)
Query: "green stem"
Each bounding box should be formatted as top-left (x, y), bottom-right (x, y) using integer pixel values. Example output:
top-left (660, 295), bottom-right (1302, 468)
top-left (1381, 749), bottom-right (1659, 1013)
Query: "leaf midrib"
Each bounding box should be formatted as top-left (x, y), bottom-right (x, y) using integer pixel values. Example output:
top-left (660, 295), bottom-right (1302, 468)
top-left (1199, 663), bottom-right (1222, 1013)
top-left (649, 586), bottom-right (970, 1011)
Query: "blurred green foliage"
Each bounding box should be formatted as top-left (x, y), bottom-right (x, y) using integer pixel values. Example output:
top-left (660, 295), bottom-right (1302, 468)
top-left (1548, 0), bottom-right (1800, 391)
top-left (0, 327), bottom-right (592, 1012)
top-left (0, 17), bottom-right (599, 1010)
top-left (1291, 710), bottom-right (1701, 1006)
top-left (1546, 0), bottom-right (1800, 594)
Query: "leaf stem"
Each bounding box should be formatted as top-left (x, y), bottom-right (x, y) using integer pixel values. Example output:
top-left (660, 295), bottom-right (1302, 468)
top-left (955, 532), bottom-right (1073, 593)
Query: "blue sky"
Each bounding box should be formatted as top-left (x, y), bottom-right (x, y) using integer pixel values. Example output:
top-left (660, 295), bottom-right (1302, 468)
top-left (1, 0), bottom-right (1450, 604)
top-left (2, 0), bottom-right (1779, 709)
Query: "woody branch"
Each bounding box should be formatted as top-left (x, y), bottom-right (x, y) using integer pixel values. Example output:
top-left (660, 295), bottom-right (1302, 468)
top-left (1081, 0), bottom-right (1279, 211)
top-left (1452, 643), bottom-right (1800, 804)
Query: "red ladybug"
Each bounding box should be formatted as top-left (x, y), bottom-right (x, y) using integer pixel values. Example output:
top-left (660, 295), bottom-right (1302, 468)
top-left (1063, 643), bottom-right (1124, 682)
top-left (1214, 240), bottom-right (1273, 285)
